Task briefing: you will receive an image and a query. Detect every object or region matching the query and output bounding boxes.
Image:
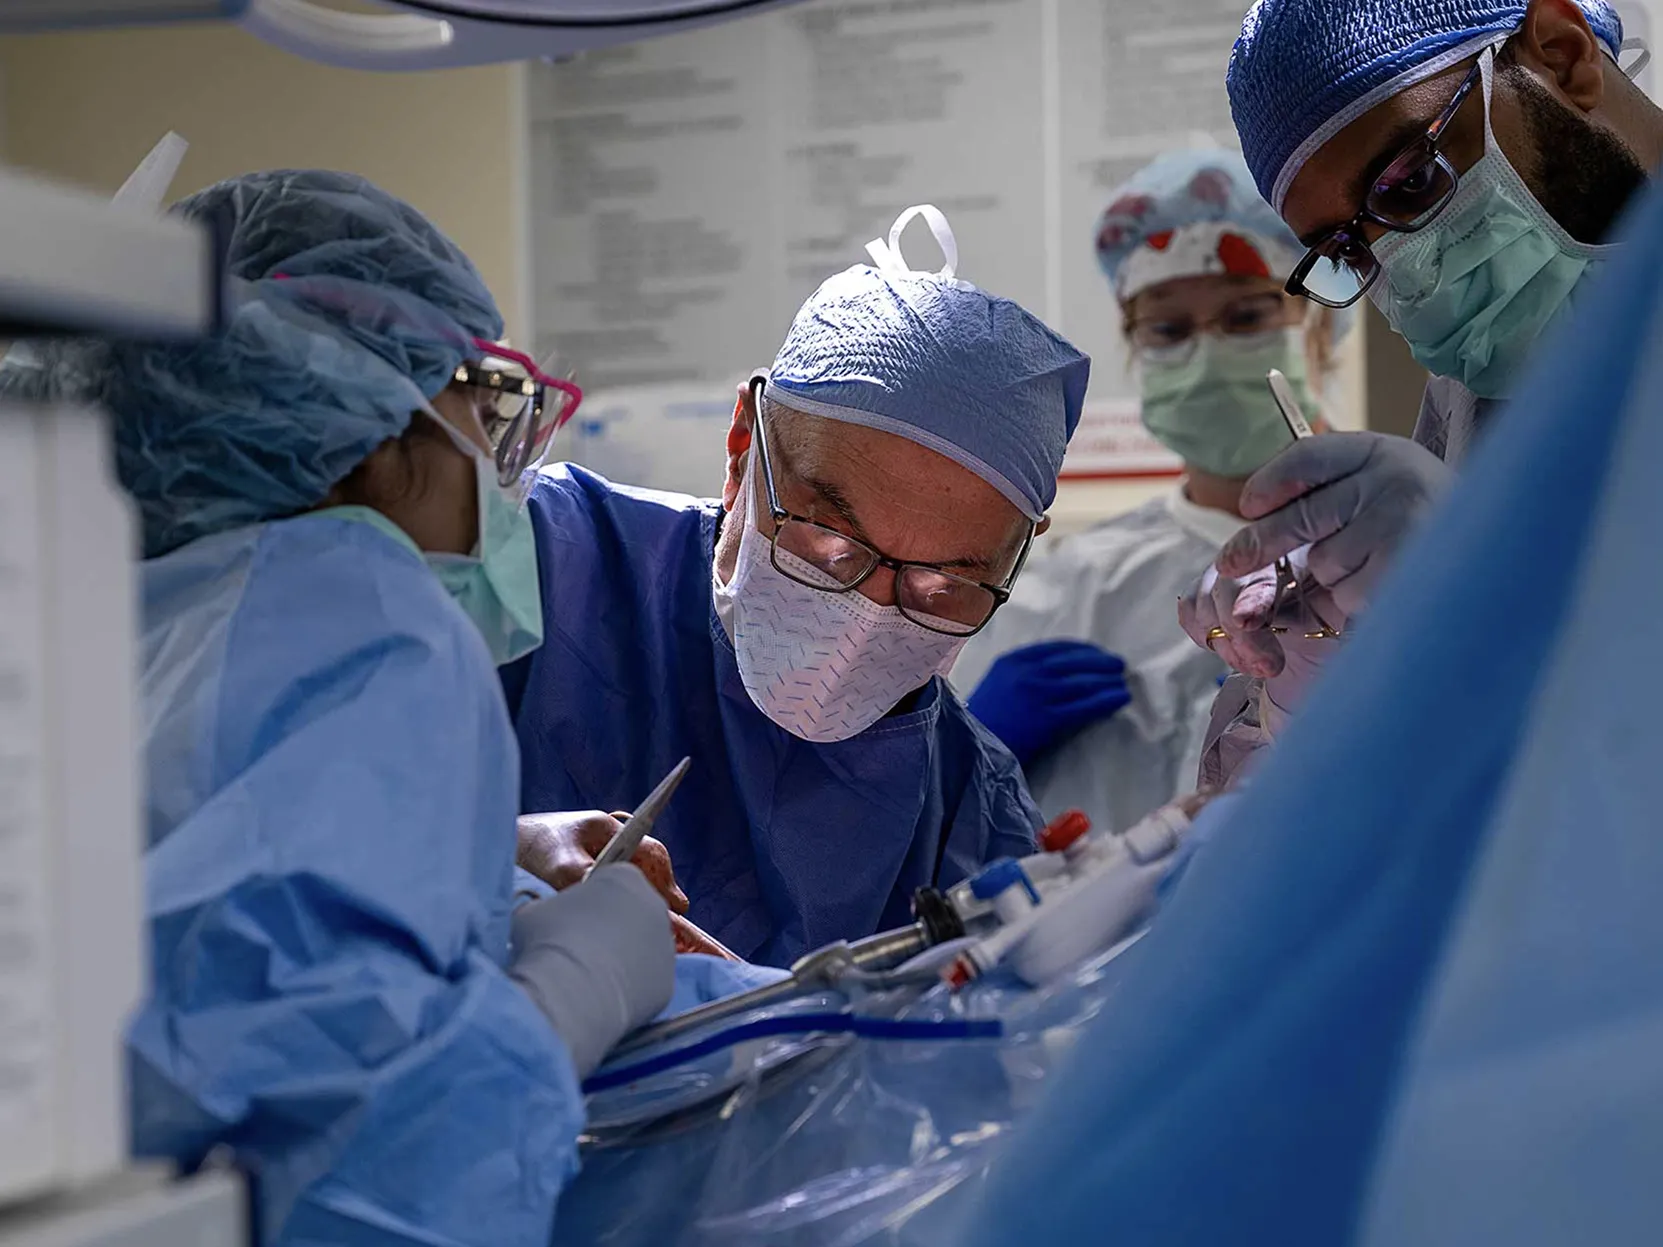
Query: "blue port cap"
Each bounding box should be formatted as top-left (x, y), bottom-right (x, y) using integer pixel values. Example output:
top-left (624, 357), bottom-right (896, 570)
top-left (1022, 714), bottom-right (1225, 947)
top-left (969, 858), bottom-right (1040, 905)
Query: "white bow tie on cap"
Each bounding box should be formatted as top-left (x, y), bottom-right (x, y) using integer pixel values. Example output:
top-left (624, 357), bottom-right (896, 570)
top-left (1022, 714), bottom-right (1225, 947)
top-left (865, 204), bottom-right (968, 286)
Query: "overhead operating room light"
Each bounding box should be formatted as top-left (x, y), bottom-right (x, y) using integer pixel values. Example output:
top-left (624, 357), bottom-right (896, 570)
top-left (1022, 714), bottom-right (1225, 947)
top-left (0, 0), bottom-right (806, 68)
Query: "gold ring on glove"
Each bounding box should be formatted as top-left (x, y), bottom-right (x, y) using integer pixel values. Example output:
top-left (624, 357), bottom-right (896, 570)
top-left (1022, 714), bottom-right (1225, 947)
top-left (1205, 626), bottom-right (1229, 651)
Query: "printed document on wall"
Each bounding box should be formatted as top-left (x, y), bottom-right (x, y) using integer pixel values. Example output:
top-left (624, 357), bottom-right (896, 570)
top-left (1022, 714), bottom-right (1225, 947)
top-left (564, 385), bottom-right (738, 499)
top-left (526, 26), bottom-right (781, 391)
top-left (767, 0), bottom-right (1046, 311)
top-left (527, 0), bottom-right (1222, 490)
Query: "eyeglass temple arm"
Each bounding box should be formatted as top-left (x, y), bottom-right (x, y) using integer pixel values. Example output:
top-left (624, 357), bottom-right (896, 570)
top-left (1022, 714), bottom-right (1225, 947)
top-left (748, 375), bottom-right (789, 521)
top-left (1426, 55), bottom-right (1484, 144)
top-left (997, 522), bottom-right (1039, 593)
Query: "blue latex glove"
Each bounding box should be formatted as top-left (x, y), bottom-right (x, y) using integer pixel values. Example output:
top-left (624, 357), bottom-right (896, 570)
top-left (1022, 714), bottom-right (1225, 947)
top-left (966, 639), bottom-right (1131, 768)
top-left (1180, 432), bottom-right (1451, 681)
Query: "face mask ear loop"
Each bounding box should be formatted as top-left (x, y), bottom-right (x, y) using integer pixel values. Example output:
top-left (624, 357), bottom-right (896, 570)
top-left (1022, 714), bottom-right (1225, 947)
top-left (1480, 45), bottom-right (1498, 158)
top-left (1621, 37), bottom-right (1651, 81)
top-left (421, 399), bottom-right (521, 544)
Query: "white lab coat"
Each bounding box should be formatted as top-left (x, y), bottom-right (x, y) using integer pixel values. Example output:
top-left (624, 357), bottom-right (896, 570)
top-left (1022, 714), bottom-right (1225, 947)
top-left (952, 487), bottom-right (1232, 832)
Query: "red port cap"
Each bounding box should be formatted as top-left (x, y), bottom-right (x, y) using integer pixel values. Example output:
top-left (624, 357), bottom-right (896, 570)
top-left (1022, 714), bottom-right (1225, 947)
top-left (1040, 809), bottom-right (1092, 853)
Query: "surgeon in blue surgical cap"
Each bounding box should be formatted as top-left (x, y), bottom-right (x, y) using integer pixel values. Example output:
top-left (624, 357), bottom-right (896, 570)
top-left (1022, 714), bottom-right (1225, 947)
top-left (505, 205), bottom-right (1090, 967)
top-left (0, 168), bottom-right (759, 1247)
top-left (1182, 0), bottom-right (1663, 783)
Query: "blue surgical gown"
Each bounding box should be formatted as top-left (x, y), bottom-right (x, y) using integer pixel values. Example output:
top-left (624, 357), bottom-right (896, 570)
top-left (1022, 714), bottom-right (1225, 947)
top-left (503, 466), bottom-right (1042, 967)
top-left (126, 513), bottom-right (584, 1247)
top-left (965, 168), bottom-right (1663, 1247)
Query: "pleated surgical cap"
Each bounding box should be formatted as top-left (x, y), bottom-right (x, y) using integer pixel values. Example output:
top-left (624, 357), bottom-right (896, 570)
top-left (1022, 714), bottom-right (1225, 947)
top-left (1094, 148), bottom-right (1304, 300)
top-left (765, 206), bottom-right (1090, 521)
top-left (5, 169), bottom-right (503, 558)
top-left (1228, 0), bottom-right (1624, 211)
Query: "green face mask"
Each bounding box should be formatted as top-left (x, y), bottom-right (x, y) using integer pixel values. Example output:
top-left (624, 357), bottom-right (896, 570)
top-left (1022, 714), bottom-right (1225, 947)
top-left (426, 450), bottom-right (545, 667)
top-left (1368, 49), bottom-right (1616, 400)
top-left (1137, 327), bottom-right (1315, 479)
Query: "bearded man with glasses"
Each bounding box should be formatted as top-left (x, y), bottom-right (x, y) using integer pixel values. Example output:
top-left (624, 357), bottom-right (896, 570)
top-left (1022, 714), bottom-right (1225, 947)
top-left (1181, 0), bottom-right (1663, 784)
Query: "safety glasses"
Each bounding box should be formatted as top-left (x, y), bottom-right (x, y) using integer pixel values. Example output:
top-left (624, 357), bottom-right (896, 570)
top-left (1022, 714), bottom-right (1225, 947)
top-left (1128, 291), bottom-right (1298, 360)
top-left (263, 273), bottom-right (583, 486)
top-left (454, 340), bottom-right (583, 488)
top-left (1286, 54), bottom-right (1486, 309)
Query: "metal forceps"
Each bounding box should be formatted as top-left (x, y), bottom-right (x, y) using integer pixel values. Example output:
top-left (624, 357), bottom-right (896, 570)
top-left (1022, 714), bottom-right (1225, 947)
top-left (1264, 368), bottom-right (1342, 643)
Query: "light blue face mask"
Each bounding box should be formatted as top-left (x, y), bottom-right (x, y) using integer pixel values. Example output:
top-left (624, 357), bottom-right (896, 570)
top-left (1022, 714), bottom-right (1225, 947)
top-left (1138, 327), bottom-right (1317, 478)
top-left (1369, 47), bottom-right (1618, 400)
top-left (426, 449), bottom-right (545, 667)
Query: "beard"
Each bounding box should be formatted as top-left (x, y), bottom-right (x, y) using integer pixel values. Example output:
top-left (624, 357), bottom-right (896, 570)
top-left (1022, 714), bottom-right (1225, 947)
top-left (1506, 65), bottom-right (1649, 244)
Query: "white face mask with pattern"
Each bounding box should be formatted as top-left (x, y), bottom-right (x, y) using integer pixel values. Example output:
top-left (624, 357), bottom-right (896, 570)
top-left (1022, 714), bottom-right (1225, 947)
top-left (714, 452), bottom-right (968, 744)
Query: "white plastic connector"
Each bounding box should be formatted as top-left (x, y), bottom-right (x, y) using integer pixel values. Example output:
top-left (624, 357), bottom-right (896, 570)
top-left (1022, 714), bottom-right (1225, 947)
top-left (952, 806), bottom-right (1194, 989)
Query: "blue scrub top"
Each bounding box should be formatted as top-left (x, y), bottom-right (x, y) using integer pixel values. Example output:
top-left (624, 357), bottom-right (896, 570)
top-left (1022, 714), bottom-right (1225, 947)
top-left (503, 466), bottom-right (1042, 967)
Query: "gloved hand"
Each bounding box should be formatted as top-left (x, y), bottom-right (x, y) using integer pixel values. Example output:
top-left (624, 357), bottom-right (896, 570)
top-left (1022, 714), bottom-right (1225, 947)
top-left (508, 865), bottom-right (676, 1077)
top-left (1179, 432), bottom-right (1450, 679)
top-left (1179, 545), bottom-right (1342, 717)
top-left (966, 640), bottom-right (1131, 768)
top-left (517, 809), bottom-right (689, 914)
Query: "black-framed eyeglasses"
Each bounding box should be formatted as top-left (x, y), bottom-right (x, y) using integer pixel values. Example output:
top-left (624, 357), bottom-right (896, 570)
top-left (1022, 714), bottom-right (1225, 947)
top-left (1286, 53), bottom-right (1487, 309)
top-left (748, 375), bottom-right (1034, 637)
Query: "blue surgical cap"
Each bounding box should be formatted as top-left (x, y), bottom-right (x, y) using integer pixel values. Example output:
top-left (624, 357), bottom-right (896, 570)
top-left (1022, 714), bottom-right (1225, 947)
top-left (1229, 0), bottom-right (1624, 210)
top-left (765, 210), bottom-right (1090, 521)
top-left (10, 169), bottom-right (503, 558)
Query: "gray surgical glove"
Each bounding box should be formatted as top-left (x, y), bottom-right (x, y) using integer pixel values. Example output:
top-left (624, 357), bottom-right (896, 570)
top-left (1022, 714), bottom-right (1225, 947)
top-left (1180, 432), bottom-right (1450, 680)
top-left (1218, 431), bottom-right (1449, 622)
top-left (508, 864), bottom-right (675, 1078)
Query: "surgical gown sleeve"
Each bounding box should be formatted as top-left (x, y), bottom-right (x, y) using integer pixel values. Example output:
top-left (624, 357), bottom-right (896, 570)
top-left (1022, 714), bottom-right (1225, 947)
top-left (127, 517), bottom-right (583, 1247)
top-left (1198, 673), bottom-right (1269, 790)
